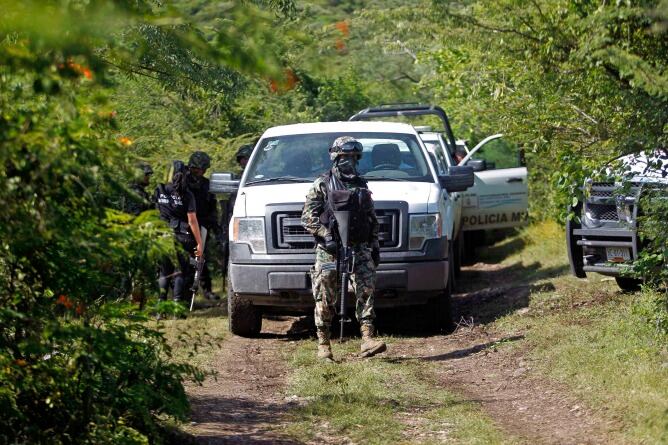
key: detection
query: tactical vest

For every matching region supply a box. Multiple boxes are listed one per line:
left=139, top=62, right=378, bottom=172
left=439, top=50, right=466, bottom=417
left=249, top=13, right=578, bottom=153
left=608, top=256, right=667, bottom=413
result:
left=319, top=172, right=374, bottom=245
left=155, top=184, right=191, bottom=235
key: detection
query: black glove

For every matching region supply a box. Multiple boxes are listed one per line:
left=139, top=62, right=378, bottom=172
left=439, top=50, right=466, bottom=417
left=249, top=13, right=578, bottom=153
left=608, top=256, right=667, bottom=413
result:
left=371, top=244, right=380, bottom=267
left=323, top=233, right=337, bottom=255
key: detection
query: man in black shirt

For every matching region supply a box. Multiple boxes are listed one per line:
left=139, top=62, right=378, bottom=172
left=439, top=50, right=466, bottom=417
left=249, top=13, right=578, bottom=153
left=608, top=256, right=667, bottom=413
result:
left=187, top=151, right=220, bottom=301
left=155, top=161, right=204, bottom=302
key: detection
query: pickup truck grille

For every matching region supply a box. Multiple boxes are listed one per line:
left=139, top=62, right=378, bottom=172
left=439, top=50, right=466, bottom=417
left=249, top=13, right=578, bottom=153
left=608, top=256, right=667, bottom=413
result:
left=274, top=210, right=400, bottom=250
left=587, top=204, right=618, bottom=221
left=376, top=210, right=399, bottom=247
left=585, top=182, right=636, bottom=222
left=275, top=214, right=313, bottom=249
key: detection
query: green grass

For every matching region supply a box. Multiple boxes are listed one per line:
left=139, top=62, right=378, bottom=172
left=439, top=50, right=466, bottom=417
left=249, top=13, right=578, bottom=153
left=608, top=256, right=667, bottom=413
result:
left=152, top=275, right=228, bottom=369
left=284, top=339, right=513, bottom=445
left=153, top=306, right=228, bottom=370
left=530, top=295, right=668, bottom=443
left=485, top=221, right=668, bottom=444
left=155, top=222, right=667, bottom=444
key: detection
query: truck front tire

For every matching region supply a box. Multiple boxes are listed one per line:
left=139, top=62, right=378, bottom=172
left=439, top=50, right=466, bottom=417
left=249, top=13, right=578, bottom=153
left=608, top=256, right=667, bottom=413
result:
left=227, top=273, right=262, bottom=337
left=566, top=204, right=586, bottom=278
left=428, top=242, right=455, bottom=333
left=615, top=276, right=642, bottom=292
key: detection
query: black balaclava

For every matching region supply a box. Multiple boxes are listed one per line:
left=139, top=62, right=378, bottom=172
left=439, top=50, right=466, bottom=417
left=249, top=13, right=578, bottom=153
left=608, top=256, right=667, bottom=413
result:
left=187, top=171, right=203, bottom=190
left=333, top=156, right=359, bottom=182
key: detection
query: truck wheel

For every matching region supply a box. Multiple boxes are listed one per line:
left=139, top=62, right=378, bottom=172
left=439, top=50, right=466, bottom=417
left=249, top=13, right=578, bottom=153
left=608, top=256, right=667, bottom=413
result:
left=430, top=242, right=455, bottom=333
left=453, top=232, right=463, bottom=280
left=227, top=273, right=262, bottom=337
left=566, top=204, right=586, bottom=278
left=462, top=230, right=484, bottom=265
left=615, top=277, right=641, bottom=293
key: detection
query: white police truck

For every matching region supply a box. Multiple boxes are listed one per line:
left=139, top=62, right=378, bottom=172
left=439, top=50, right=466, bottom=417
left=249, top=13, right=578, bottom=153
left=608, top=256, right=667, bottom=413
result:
left=349, top=104, right=528, bottom=271
left=567, top=150, right=667, bottom=291
left=211, top=120, right=474, bottom=336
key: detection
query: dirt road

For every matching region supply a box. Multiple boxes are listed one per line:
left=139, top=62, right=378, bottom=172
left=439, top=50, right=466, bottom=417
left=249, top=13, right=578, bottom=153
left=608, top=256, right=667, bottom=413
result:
left=185, top=261, right=616, bottom=444
left=186, top=317, right=305, bottom=444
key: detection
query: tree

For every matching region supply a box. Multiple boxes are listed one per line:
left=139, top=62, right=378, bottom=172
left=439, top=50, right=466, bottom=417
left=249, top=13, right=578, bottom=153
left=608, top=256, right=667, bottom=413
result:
left=0, top=1, right=289, bottom=442
left=420, top=0, right=668, bottom=219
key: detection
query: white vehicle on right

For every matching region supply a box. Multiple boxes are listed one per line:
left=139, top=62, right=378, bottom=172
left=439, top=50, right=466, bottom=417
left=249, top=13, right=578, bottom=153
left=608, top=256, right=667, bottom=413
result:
left=567, top=150, right=668, bottom=291
left=350, top=104, right=529, bottom=267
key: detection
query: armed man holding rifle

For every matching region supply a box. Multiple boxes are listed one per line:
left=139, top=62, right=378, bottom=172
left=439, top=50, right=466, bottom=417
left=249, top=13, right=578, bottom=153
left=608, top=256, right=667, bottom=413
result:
left=301, top=136, right=387, bottom=361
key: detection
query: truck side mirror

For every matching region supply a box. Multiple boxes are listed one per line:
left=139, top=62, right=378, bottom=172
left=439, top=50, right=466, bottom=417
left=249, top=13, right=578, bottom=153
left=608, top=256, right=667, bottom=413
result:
left=439, top=166, right=474, bottom=192
left=210, top=172, right=240, bottom=194
left=467, top=159, right=487, bottom=172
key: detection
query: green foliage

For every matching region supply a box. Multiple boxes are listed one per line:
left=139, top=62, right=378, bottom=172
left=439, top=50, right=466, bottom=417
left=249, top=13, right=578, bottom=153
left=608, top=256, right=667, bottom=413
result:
left=633, top=189, right=668, bottom=337
left=634, top=187, right=668, bottom=295
left=0, top=313, right=204, bottom=444
left=422, top=0, right=668, bottom=220
left=0, top=42, right=185, bottom=445
left=0, top=0, right=288, bottom=442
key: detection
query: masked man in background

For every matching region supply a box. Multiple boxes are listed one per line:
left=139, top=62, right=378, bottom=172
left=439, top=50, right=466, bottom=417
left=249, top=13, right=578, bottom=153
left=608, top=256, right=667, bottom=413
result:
left=187, top=151, right=221, bottom=301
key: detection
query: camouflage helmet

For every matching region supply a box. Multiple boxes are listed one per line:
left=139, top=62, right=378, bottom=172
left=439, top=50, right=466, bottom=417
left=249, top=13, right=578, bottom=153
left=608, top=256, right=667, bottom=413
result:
left=188, top=151, right=211, bottom=170
left=235, top=144, right=253, bottom=163
left=329, top=136, right=363, bottom=161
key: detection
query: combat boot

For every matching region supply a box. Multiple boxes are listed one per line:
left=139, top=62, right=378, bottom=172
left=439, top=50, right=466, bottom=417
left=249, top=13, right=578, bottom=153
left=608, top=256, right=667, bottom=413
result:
left=204, top=290, right=220, bottom=301
left=360, top=324, right=386, bottom=357
left=316, top=329, right=334, bottom=361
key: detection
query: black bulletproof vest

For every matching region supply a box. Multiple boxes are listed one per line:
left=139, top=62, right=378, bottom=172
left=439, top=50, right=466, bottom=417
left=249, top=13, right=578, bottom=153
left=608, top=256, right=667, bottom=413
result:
left=155, top=183, right=191, bottom=234
left=319, top=172, right=374, bottom=245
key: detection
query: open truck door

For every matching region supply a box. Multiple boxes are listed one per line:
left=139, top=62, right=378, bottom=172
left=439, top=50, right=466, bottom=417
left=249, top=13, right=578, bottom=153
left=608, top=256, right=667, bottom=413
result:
left=350, top=104, right=529, bottom=231
left=458, top=135, right=528, bottom=230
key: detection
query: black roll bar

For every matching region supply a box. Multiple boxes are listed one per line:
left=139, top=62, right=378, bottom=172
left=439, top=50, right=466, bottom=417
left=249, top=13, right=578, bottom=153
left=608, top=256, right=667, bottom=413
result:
left=349, top=104, right=458, bottom=150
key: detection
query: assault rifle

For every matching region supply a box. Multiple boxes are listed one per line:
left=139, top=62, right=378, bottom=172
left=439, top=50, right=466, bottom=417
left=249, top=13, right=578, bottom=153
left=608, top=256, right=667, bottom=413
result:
left=333, top=210, right=353, bottom=342
left=189, top=226, right=208, bottom=312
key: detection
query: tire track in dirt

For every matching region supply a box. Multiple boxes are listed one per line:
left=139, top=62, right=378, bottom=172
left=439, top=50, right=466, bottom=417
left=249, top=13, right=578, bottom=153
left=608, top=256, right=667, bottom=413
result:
left=388, top=329, right=616, bottom=445
left=383, top=260, right=620, bottom=445
left=185, top=317, right=304, bottom=445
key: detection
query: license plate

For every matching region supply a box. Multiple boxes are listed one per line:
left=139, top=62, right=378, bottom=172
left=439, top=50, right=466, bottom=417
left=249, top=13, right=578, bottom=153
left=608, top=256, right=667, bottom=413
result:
left=606, top=247, right=631, bottom=262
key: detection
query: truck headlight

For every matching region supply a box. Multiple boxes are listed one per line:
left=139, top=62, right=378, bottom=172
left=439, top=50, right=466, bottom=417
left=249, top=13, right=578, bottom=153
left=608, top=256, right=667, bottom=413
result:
left=409, top=214, right=442, bottom=250
left=615, top=196, right=635, bottom=224
left=583, top=178, right=593, bottom=199
left=232, top=217, right=266, bottom=253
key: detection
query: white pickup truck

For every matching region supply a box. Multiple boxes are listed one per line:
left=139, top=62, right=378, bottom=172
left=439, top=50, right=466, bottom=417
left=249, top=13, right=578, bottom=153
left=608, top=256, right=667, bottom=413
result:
left=567, top=150, right=668, bottom=291
left=349, top=104, right=529, bottom=268
left=211, top=120, right=474, bottom=336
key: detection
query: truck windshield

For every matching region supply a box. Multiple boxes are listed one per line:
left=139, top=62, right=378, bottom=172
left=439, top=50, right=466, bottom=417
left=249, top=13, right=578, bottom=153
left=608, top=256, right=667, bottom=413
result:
left=245, top=132, right=433, bottom=185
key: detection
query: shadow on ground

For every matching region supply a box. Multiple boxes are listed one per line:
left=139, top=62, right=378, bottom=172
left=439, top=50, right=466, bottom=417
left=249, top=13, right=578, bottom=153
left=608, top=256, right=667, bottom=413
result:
left=381, top=334, right=526, bottom=364
left=420, top=334, right=525, bottom=362
left=188, top=395, right=302, bottom=445
left=474, top=236, right=526, bottom=264
left=450, top=258, right=566, bottom=326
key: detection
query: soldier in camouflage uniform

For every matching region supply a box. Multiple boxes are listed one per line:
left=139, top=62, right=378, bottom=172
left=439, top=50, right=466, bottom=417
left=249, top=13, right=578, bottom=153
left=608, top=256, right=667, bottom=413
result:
left=301, top=136, right=387, bottom=361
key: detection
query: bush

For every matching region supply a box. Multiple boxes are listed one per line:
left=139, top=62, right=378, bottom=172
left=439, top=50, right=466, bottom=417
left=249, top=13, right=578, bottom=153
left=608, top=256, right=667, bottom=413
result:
left=634, top=187, right=668, bottom=290
left=632, top=186, right=668, bottom=337
left=0, top=6, right=201, bottom=443
left=0, top=311, right=204, bottom=444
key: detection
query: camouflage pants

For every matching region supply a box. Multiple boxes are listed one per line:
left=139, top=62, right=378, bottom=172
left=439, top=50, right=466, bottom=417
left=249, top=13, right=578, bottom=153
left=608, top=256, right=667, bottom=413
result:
left=310, top=245, right=376, bottom=329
